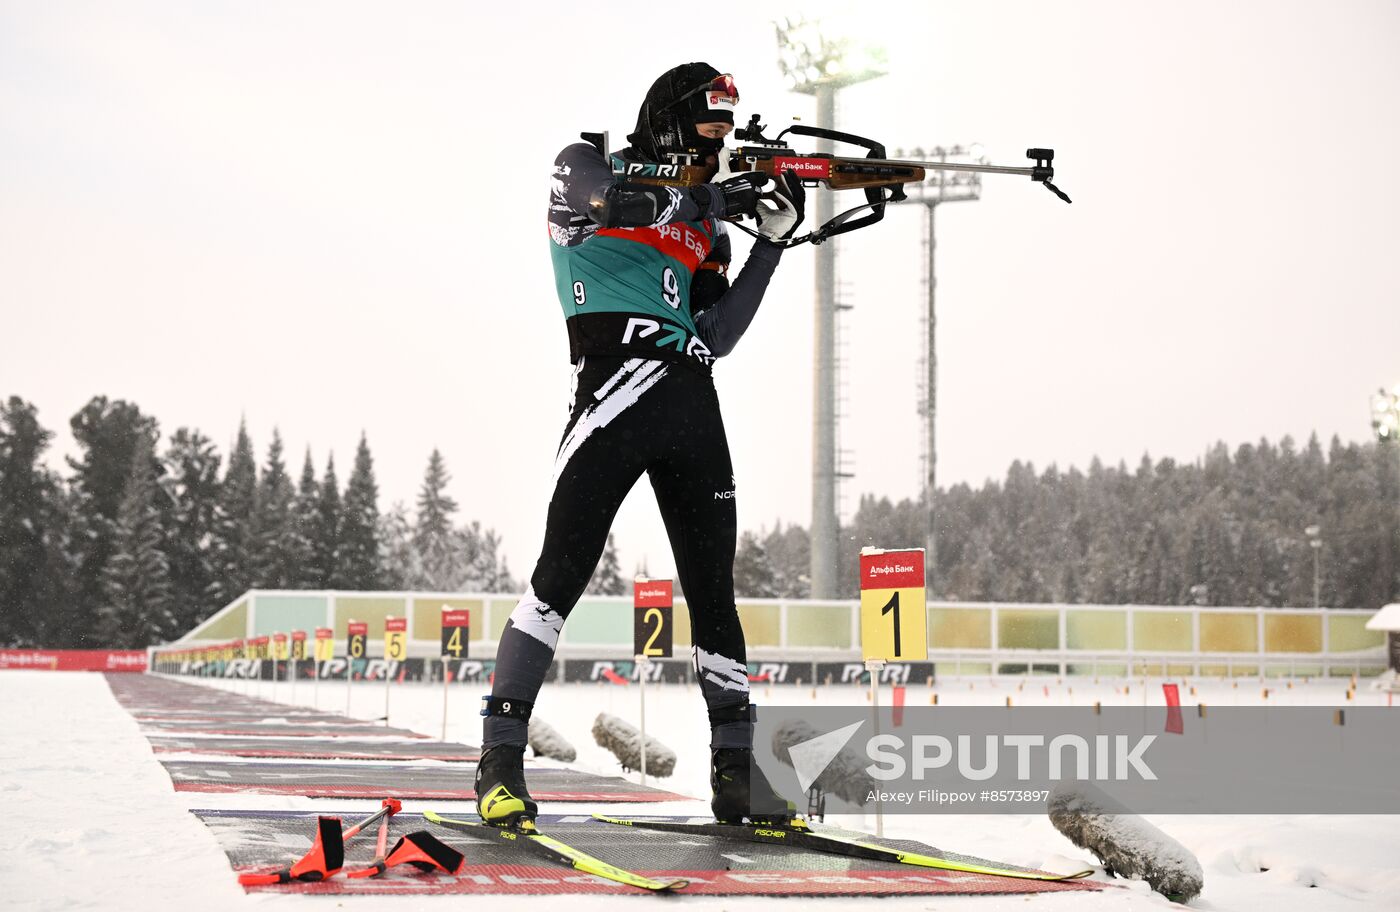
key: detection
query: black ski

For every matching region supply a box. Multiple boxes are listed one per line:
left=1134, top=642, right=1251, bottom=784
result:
left=593, top=814, right=1092, bottom=882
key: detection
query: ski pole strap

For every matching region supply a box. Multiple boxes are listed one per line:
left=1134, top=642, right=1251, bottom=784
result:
left=480, top=695, right=533, bottom=721
left=384, top=832, right=465, bottom=874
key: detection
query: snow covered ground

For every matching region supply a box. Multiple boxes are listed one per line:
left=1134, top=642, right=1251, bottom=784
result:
left=3, top=669, right=1397, bottom=910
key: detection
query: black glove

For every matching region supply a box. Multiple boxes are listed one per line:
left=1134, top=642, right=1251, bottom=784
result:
left=755, top=171, right=806, bottom=242
left=690, top=154, right=769, bottom=220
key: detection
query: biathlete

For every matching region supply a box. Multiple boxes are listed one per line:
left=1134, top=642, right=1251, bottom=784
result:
left=476, top=62, right=805, bottom=828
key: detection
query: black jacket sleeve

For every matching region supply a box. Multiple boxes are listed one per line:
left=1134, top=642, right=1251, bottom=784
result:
left=555, top=143, right=710, bottom=229
left=693, top=239, right=784, bottom=358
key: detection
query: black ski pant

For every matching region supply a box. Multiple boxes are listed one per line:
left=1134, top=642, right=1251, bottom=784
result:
left=484, top=356, right=752, bottom=749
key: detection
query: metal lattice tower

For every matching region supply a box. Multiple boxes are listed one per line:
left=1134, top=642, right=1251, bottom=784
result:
left=896, top=145, right=984, bottom=595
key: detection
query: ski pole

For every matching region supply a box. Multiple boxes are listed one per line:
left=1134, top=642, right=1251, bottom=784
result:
left=344, top=798, right=403, bottom=842
left=351, top=831, right=464, bottom=878
left=348, top=820, right=462, bottom=878
left=346, top=806, right=392, bottom=878
left=236, top=816, right=344, bottom=885
left=236, top=798, right=401, bottom=886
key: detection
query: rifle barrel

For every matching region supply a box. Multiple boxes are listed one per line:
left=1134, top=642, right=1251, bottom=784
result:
left=866, top=157, right=1039, bottom=177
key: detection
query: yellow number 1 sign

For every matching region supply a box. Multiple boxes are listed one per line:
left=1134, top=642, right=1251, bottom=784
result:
left=859, top=548, right=928, bottom=661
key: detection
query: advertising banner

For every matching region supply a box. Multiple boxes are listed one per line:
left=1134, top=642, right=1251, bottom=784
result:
left=0, top=650, right=148, bottom=672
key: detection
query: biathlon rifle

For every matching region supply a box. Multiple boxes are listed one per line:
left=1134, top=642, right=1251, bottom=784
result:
left=589, top=114, right=1070, bottom=248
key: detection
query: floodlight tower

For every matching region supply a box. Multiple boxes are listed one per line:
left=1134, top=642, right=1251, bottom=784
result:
left=1304, top=524, right=1322, bottom=608
left=896, top=145, right=984, bottom=596
left=1374, top=384, right=1400, bottom=443
left=774, top=16, right=886, bottom=599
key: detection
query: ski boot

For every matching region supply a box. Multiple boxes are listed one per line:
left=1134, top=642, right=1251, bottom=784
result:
left=710, top=747, right=798, bottom=825
left=474, top=743, right=538, bottom=829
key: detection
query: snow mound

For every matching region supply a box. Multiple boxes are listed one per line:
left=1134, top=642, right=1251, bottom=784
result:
left=528, top=715, right=577, bottom=762
left=591, top=712, right=677, bottom=777
left=769, top=717, right=870, bottom=806
left=1049, top=782, right=1204, bottom=903
left=1368, top=669, right=1399, bottom=692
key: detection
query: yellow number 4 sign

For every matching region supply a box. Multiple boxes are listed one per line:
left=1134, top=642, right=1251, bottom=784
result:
left=859, top=548, right=928, bottom=661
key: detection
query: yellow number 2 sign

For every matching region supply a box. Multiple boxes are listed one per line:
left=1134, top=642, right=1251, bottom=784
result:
left=859, top=548, right=928, bottom=661
left=633, top=578, right=674, bottom=658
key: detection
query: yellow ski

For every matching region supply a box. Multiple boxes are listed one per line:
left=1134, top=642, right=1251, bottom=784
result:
left=423, top=811, right=688, bottom=892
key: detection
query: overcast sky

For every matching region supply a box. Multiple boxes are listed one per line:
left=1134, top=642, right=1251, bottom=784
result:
left=3, top=1, right=1398, bottom=584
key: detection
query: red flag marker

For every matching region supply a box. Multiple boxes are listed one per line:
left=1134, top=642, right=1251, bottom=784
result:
left=1162, top=683, right=1183, bottom=734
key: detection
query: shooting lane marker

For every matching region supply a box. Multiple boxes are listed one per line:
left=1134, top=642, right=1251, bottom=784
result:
left=633, top=576, right=674, bottom=788
left=859, top=546, right=928, bottom=838
left=384, top=616, right=407, bottom=726
left=440, top=606, right=470, bottom=742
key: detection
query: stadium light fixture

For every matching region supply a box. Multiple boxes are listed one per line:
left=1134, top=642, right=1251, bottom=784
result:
left=1374, top=386, right=1400, bottom=441
left=774, top=14, right=887, bottom=94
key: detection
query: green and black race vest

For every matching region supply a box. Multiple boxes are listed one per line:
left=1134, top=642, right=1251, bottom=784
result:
left=548, top=146, right=724, bottom=370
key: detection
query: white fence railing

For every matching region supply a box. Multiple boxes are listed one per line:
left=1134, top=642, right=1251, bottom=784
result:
left=168, top=590, right=1388, bottom=677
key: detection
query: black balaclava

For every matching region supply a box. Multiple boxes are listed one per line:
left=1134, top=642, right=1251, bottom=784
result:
left=626, top=62, right=734, bottom=160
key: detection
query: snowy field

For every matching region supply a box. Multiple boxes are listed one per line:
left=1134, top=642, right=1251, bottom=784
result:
left=3, top=669, right=1398, bottom=911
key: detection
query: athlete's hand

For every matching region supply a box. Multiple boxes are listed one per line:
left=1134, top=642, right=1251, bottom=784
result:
left=755, top=171, right=806, bottom=243
left=699, top=151, right=768, bottom=220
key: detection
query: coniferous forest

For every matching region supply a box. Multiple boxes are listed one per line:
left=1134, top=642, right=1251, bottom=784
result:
left=0, top=396, right=518, bottom=648
left=2, top=395, right=1398, bottom=649
left=734, top=437, right=1399, bottom=610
